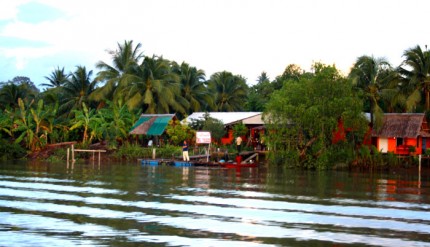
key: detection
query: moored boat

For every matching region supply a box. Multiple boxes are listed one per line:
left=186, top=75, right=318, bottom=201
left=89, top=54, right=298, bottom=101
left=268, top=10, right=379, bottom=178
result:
left=219, top=162, right=258, bottom=168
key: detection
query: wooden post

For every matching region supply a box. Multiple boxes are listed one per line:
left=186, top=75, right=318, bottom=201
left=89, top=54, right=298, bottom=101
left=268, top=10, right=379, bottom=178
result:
left=152, top=148, right=156, bottom=159
left=419, top=154, right=422, bottom=188
left=67, top=148, right=70, bottom=163
left=71, top=144, right=75, bottom=162
left=419, top=154, right=422, bottom=175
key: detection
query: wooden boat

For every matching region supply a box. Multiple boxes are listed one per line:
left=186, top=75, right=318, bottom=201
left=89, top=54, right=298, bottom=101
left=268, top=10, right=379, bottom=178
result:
left=141, top=159, right=160, bottom=166
left=218, top=162, right=258, bottom=168
left=141, top=159, right=193, bottom=167
left=172, top=161, right=193, bottom=167
left=140, top=158, right=258, bottom=168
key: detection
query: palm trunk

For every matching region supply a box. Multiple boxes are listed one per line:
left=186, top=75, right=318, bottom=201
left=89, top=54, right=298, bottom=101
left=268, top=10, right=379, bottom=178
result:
left=426, top=89, right=430, bottom=111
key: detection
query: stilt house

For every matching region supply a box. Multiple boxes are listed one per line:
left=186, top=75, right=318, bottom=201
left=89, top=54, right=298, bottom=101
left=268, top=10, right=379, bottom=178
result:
left=371, top=113, right=430, bottom=155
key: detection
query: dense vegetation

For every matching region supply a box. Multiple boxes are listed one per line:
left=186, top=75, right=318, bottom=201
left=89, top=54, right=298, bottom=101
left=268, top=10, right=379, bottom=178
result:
left=0, top=40, right=429, bottom=168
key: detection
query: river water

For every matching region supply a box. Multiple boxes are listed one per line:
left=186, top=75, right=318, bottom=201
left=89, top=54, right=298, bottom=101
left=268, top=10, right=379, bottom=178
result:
left=0, top=160, right=429, bottom=247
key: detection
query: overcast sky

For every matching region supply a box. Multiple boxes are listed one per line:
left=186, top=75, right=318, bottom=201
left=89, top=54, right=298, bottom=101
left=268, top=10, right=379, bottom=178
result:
left=1, top=0, right=429, bottom=87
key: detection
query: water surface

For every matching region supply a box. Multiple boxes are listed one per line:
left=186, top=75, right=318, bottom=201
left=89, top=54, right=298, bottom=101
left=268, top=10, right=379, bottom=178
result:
left=0, top=160, right=429, bottom=246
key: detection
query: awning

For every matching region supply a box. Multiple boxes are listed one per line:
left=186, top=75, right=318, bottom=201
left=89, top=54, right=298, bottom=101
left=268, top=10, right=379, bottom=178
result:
left=129, top=114, right=175, bottom=136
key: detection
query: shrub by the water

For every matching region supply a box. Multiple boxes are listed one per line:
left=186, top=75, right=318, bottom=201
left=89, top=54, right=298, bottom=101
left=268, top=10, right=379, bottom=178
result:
left=0, top=139, right=27, bottom=160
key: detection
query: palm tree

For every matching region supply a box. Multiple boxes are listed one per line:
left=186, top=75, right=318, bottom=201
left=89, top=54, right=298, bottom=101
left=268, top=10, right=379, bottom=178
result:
left=398, top=45, right=430, bottom=110
left=60, top=66, right=98, bottom=116
left=349, top=55, right=393, bottom=129
left=207, top=71, right=248, bottom=111
left=0, top=79, right=38, bottom=109
left=246, top=72, right=274, bottom=111
left=121, top=55, right=188, bottom=114
left=42, top=67, right=69, bottom=88
left=172, top=62, right=213, bottom=114
left=92, top=40, right=144, bottom=102
left=0, top=83, right=26, bottom=109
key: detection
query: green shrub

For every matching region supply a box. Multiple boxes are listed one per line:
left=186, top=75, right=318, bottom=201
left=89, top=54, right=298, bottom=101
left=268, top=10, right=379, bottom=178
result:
left=0, top=139, right=27, bottom=160
left=113, top=143, right=152, bottom=160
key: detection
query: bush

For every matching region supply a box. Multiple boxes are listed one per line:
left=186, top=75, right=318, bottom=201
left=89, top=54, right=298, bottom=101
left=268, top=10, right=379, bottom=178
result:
left=0, top=139, right=27, bottom=160
left=113, top=143, right=152, bottom=160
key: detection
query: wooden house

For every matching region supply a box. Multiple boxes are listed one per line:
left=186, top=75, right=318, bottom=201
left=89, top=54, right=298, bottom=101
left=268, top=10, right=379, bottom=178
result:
left=371, top=113, right=430, bottom=155
left=185, top=112, right=264, bottom=145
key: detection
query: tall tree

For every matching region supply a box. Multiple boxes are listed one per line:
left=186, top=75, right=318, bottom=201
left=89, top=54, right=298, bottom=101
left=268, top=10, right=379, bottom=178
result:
left=60, top=66, right=98, bottom=116
left=172, top=62, right=213, bottom=114
left=246, top=72, right=273, bottom=111
left=398, top=45, right=430, bottom=110
left=92, top=40, right=144, bottom=102
left=42, top=67, right=69, bottom=88
left=272, top=64, right=304, bottom=90
left=207, top=71, right=248, bottom=112
left=0, top=77, right=38, bottom=109
left=121, top=55, right=188, bottom=114
left=349, top=55, right=393, bottom=129
left=265, top=63, right=367, bottom=168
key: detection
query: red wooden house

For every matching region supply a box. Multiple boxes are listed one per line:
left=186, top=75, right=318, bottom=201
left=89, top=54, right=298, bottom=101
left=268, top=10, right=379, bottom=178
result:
left=371, top=113, right=430, bottom=155
left=185, top=112, right=264, bottom=145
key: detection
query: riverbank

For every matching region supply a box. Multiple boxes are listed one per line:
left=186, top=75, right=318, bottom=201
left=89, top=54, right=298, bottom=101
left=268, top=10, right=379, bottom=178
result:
left=24, top=142, right=427, bottom=172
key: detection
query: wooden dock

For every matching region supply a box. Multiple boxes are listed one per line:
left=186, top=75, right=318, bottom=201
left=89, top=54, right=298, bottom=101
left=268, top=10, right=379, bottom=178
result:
left=139, top=150, right=266, bottom=168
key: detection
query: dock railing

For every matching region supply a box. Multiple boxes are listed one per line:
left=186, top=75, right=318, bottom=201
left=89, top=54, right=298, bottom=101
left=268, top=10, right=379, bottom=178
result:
left=67, top=144, right=106, bottom=163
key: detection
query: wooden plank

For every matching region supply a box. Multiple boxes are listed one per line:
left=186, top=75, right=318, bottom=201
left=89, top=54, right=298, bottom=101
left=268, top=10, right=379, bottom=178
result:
left=74, top=149, right=106, bottom=153
left=241, top=153, right=258, bottom=164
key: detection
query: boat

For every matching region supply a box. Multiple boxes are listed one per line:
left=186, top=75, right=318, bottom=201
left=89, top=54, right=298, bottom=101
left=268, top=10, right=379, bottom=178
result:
left=140, top=158, right=258, bottom=168
left=141, top=159, right=160, bottom=166
left=172, top=161, right=193, bottom=167
left=218, top=162, right=258, bottom=168
left=141, top=159, right=193, bottom=167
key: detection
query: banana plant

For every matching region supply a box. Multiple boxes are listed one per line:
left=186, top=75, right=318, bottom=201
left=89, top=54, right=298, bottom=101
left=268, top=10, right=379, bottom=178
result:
left=13, top=98, right=37, bottom=151
left=0, top=110, right=12, bottom=137
left=69, top=102, right=96, bottom=144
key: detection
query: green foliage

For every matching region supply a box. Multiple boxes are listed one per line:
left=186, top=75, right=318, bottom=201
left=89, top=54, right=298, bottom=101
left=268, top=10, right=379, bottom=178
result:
left=165, top=119, right=194, bottom=145
left=0, top=139, right=26, bottom=160
left=207, top=71, right=248, bottom=111
left=232, top=123, right=247, bottom=137
left=246, top=72, right=273, bottom=111
left=188, top=113, right=226, bottom=143
left=113, top=143, right=153, bottom=160
left=264, top=63, right=367, bottom=169
left=113, top=144, right=181, bottom=160
left=69, top=102, right=97, bottom=144
left=97, top=100, right=135, bottom=145
left=202, top=117, right=225, bottom=144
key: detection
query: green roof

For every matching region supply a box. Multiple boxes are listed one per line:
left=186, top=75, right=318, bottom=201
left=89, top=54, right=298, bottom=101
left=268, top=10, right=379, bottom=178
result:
left=129, top=116, right=151, bottom=133
left=129, top=114, right=175, bottom=136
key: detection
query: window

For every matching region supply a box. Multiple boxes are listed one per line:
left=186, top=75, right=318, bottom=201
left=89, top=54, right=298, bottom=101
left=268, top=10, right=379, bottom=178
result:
left=396, top=137, right=403, bottom=146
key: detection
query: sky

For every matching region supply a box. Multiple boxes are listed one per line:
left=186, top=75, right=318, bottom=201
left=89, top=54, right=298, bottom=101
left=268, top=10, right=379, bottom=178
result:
left=1, top=0, right=430, bottom=88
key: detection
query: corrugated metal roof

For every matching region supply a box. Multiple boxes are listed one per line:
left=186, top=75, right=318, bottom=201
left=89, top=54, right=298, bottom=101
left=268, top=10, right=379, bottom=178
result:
left=129, top=114, right=175, bottom=136
left=147, top=116, right=173, bottom=135
left=186, top=112, right=263, bottom=125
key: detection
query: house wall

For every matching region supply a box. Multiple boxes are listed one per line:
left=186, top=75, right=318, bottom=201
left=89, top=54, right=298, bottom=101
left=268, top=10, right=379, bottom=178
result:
left=381, top=137, right=422, bottom=155
left=378, top=138, right=389, bottom=153
left=221, top=129, right=234, bottom=145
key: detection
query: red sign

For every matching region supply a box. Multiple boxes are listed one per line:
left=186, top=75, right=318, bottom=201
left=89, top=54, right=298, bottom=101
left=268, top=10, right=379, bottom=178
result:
left=196, top=131, right=211, bottom=144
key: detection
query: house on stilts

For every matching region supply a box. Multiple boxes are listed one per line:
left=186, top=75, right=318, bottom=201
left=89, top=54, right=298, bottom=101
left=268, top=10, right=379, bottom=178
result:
left=371, top=113, right=430, bottom=155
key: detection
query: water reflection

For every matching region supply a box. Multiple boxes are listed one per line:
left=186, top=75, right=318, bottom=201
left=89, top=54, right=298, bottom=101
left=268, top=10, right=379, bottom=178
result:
left=0, top=161, right=429, bottom=246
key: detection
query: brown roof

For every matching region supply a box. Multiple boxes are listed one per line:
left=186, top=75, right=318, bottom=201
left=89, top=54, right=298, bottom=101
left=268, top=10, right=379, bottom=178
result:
left=372, top=113, right=429, bottom=137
